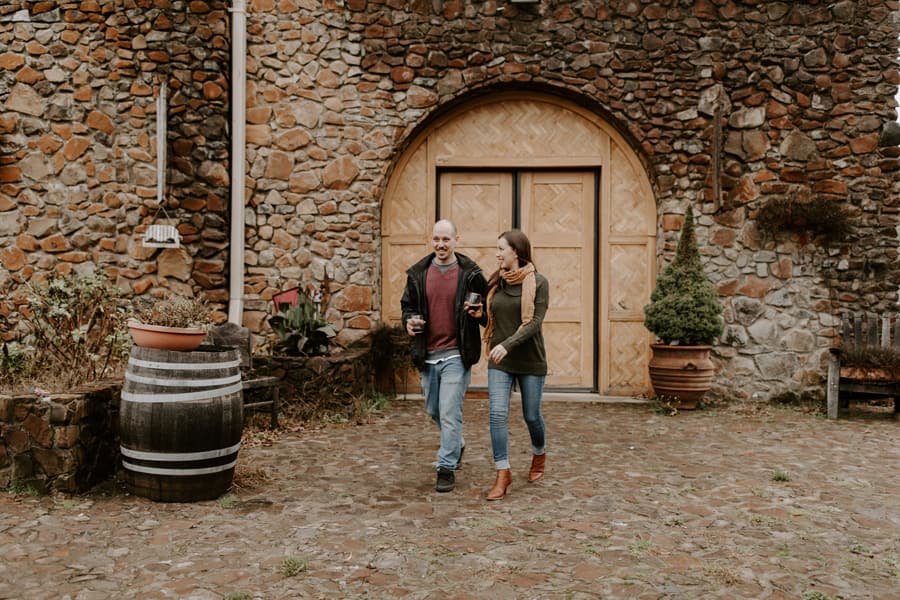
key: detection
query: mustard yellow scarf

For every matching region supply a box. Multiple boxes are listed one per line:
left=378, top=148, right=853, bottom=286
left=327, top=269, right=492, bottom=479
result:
left=483, top=263, right=536, bottom=356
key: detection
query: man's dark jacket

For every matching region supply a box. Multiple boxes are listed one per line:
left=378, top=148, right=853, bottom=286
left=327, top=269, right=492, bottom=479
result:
left=400, top=252, right=488, bottom=371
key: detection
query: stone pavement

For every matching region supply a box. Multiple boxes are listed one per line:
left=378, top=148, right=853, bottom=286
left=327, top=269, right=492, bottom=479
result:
left=1, top=398, right=897, bottom=600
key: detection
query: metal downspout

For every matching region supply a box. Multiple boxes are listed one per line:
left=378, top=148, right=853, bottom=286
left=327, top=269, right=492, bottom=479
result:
left=227, top=0, right=247, bottom=324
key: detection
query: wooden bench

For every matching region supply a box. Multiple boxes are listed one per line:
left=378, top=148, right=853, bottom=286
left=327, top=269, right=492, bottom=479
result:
left=210, top=323, right=281, bottom=428
left=826, top=313, right=900, bottom=419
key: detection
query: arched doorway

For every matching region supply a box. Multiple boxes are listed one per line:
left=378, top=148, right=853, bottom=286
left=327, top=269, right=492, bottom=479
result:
left=381, top=92, right=656, bottom=396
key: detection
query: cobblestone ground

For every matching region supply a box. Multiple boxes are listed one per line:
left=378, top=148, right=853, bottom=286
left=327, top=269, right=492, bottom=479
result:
left=1, top=398, right=898, bottom=600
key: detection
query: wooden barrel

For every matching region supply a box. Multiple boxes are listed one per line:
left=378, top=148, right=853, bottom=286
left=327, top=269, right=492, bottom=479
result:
left=120, top=345, right=243, bottom=502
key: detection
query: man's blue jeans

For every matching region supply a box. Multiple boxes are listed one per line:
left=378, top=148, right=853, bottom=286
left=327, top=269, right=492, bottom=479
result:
left=488, top=369, right=546, bottom=470
left=421, top=357, right=469, bottom=471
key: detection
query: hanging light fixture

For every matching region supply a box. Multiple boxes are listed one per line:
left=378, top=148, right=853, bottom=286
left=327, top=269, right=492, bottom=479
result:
left=142, top=81, right=182, bottom=249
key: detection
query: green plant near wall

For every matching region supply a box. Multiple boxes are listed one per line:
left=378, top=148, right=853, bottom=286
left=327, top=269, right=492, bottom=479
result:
left=644, top=205, right=724, bottom=346
left=268, top=290, right=336, bottom=356
left=0, top=342, right=31, bottom=387
left=755, top=195, right=852, bottom=245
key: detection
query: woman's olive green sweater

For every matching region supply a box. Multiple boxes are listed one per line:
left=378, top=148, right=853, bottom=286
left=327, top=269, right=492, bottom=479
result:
left=487, top=272, right=549, bottom=376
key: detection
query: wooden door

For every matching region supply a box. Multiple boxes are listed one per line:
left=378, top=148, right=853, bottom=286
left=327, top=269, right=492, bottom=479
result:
left=440, top=172, right=512, bottom=387
left=443, top=170, right=595, bottom=390
left=520, top=171, right=595, bottom=388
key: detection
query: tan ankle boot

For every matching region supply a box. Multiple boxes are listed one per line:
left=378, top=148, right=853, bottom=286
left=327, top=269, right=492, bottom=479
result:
left=528, top=453, right=545, bottom=483
left=486, top=469, right=512, bottom=501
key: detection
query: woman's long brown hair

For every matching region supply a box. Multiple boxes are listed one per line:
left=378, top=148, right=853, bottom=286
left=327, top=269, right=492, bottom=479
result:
left=487, top=229, right=535, bottom=290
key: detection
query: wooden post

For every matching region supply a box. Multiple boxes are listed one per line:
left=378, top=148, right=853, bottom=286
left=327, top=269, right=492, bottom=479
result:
left=867, top=313, right=879, bottom=348
left=712, top=105, right=722, bottom=211
left=826, top=350, right=840, bottom=419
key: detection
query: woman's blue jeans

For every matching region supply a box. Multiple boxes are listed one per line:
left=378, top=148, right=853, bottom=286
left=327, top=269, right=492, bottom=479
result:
left=421, top=357, right=469, bottom=471
left=488, top=369, right=546, bottom=470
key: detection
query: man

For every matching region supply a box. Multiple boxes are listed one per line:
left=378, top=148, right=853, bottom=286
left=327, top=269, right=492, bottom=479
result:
left=401, top=219, right=488, bottom=492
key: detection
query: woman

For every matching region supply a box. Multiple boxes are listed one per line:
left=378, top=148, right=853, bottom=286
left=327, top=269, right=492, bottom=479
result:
left=473, top=229, right=549, bottom=501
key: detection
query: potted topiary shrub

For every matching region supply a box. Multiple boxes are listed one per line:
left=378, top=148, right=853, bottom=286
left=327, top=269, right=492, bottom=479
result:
left=127, top=295, right=213, bottom=352
left=643, top=205, right=724, bottom=409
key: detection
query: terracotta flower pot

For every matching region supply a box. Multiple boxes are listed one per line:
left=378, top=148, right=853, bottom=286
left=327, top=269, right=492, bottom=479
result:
left=127, top=321, right=207, bottom=352
left=648, top=344, right=715, bottom=409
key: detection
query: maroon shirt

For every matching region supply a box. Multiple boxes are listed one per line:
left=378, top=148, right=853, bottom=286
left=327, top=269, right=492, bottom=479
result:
left=425, top=262, right=459, bottom=353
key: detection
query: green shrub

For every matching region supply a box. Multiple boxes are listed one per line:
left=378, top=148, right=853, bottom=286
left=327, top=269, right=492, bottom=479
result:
left=0, top=341, right=32, bottom=387
left=268, top=290, right=335, bottom=356
left=644, top=205, right=724, bottom=345
left=280, top=556, right=308, bottom=577
left=5, top=481, right=40, bottom=496
left=801, top=591, right=834, bottom=600
left=772, top=469, right=791, bottom=482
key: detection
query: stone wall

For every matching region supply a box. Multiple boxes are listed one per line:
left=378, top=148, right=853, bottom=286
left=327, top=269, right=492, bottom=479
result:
left=239, top=0, right=900, bottom=399
left=253, top=349, right=374, bottom=422
left=0, top=0, right=232, bottom=324
left=0, top=381, right=121, bottom=494
left=2, top=1, right=899, bottom=401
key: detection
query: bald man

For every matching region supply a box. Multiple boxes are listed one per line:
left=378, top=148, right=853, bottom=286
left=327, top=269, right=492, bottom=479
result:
left=401, top=220, right=488, bottom=492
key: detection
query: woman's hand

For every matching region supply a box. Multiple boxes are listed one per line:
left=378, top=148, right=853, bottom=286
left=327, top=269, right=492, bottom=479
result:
left=489, top=344, right=508, bottom=364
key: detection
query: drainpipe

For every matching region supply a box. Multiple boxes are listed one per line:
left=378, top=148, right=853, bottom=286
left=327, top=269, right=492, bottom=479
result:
left=227, top=0, right=247, bottom=324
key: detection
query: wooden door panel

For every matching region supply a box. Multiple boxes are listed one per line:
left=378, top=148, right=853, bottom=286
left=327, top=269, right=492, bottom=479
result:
left=440, top=172, right=512, bottom=277
left=521, top=171, right=595, bottom=389
left=610, top=145, right=655, bottom=235
left=439, top=172, right=513, bottom=386
left=543, top=321, right=584, bottom=386
left=533, top=247, right=585, bottom=322
left=604, top=239, right=654, bottom=393
left=529, top=181, right=587, bottom=235
left=383, top=143, right=429, bottom=237
left=607, top=321, right=652, bottom=393
left=608, top=243, right=650, bottom=317
left=382, top=242, right=430, bottom=322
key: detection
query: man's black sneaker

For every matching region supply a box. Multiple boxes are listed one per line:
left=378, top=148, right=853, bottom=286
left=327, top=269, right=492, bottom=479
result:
left=436, top=468, right=455, bottom=492
left=454, top=445, right=465, bottom=471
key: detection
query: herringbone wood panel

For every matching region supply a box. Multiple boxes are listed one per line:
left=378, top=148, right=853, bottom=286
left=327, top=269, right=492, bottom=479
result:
left=382, top=243, right=428, bottom=322
left=609, top=244, right=649, bottom=315
left=533, top=247, right=583, bottom=315
left=545, top=322, right=585, bottom=386
left=607, top=322, right=652, bottom=393
left=440, top=172, right=512, bottom=387
left=611, top=145, right=654, bottom=235
left=432, top=100, right=605, bottom=159
left=385, top=144, right=429, bottom=236
left=531, top=182, right=583, bottom=235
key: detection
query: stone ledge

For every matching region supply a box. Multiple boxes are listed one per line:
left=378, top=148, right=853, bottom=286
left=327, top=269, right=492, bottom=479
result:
left=0, top=380, right=121, bottom=494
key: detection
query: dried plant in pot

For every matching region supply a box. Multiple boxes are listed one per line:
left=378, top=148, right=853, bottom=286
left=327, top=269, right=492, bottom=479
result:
left=127, top=295, right=213, bottom=352
left=643, top=205, right=724, bottom=409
